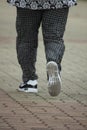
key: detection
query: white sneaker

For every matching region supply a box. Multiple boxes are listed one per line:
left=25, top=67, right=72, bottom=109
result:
left=18, top=80, right=38, bottom=93
left=47, top=61, right=62, bottom=96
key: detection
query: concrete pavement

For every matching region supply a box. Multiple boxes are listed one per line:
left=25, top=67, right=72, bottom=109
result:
left=0, top=0, right=87, bottom=130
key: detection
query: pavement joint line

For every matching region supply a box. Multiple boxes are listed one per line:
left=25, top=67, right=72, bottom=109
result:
left=62, top=90, right=87, bottom=107
left=0, top=64, right=87, bottom=106
left=70, top=105, right=76, bottom=110
left=11, top=110, right=16, bottom=115
left=0, top=88, right=54, bottom=130
left=64, top=124, right=70, bottom=130
left=0, top=68, right=19, bottom=82
left=82, top=113, right=87, bottom=118
left=0, top=115, right=16, bottom=130
left=0, top=78, right=87, bottom=130
left=63, top=77, right=87, bottom=91
left=36, top=94, right=87, bottom=129
left=1, top=86, right=86, bottom=129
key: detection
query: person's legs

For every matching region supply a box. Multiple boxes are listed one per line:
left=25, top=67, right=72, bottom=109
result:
left=42, top=8, right=69, bottom=71
left=16, top=8, right=42, bottom=83
left=42, top=8, right=69, bottom=96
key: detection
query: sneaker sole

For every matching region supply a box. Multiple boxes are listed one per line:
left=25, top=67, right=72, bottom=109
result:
left=47, top=61, right=61, bottom=96
left=17, top=88, right=38, bottom=93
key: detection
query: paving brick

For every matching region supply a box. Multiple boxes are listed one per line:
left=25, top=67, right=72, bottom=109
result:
left=0, top=1, right=87, bottom=130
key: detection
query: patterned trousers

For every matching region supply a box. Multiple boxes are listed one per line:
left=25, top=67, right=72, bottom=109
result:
left=16, top=7, right=69, bottom=82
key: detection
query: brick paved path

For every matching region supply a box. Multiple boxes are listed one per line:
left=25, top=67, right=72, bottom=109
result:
left=0, top=1, right=87, bottom=130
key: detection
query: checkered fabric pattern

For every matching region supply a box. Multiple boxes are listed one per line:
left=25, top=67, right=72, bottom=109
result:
left=16, top=8, right=69, bottom=82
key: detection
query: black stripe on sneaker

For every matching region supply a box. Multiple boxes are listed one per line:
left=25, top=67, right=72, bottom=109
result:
left=19, top=84, right=37, bottom=89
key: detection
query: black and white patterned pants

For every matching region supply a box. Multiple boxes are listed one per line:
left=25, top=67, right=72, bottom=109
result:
left=16, top=7, right=69, bottom=82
